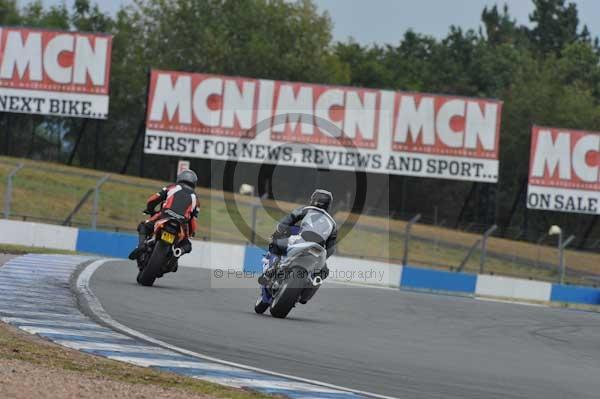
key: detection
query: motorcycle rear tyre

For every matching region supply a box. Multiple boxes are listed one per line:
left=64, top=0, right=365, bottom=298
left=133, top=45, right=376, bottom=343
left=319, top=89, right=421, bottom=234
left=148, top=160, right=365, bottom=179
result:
left=138, top=241, right=169, bottom=286
left=269, top=267, right=305, bottom=319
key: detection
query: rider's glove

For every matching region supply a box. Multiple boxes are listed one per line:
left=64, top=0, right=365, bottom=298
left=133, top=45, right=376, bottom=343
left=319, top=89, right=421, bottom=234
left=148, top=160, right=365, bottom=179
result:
left=273, top=224, right=290, bottom=239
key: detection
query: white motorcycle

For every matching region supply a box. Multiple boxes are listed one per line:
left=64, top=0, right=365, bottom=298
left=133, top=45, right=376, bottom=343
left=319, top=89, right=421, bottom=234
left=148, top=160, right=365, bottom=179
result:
left=255, top=235, right=328, bottom=318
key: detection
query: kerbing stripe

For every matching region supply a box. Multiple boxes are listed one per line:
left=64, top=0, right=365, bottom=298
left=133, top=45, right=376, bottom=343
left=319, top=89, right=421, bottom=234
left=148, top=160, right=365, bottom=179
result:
left=0, top=309, right=87, bottom=320
left=54, top=341, right=174, bottom=353
left=155, top=366, right=281, bottom=381
left=81, top=350, right=199, bottom=362
left=8, top=321, right=107, bottom=331
left=38, top=333, right=140, bottom=345
left=19, top=327, right=127, bottom=339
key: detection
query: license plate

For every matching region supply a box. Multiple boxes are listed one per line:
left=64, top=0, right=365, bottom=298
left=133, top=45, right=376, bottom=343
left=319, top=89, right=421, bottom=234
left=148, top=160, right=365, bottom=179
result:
left=161, top=231, right=175, bottom=244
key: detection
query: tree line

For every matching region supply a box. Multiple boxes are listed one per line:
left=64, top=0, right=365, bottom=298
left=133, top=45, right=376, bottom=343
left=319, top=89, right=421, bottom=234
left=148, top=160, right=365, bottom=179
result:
left=1, top=0, right=600, bottom=246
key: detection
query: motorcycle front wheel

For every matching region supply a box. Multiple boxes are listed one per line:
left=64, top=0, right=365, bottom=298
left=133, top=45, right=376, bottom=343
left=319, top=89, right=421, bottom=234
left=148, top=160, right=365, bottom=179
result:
left=254, top=295, right=270, bottom=314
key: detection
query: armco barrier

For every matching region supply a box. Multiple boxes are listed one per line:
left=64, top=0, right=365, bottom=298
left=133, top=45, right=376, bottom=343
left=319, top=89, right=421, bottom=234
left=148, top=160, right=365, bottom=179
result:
left=400, top=266, right=477, bottom=294
left=550, top=284, right=600, bottom=305
left=2, top=220, right=600, bottom=307
left=475, top=275, right=551, bottom=302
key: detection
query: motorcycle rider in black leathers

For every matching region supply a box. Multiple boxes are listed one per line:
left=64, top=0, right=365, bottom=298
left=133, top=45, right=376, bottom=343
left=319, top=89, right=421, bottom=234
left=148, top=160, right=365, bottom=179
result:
left=258, top=189, right=337, bottom=300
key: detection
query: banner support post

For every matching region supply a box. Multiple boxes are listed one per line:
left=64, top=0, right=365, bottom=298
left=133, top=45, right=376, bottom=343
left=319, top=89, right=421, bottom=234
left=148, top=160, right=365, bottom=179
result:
left=121, top=69, right=151, bottom=176
left=67, top=119, right=89, bottom=166
left=93, top=120, right=103, bottom=170
left=455, top=182, right=477, bottom=228
left=578, top=216, right=598, bottom=249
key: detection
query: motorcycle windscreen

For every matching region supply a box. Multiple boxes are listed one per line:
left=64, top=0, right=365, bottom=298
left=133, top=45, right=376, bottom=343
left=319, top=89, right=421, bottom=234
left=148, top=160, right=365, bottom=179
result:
left=299, top=210, right=334, bottom=243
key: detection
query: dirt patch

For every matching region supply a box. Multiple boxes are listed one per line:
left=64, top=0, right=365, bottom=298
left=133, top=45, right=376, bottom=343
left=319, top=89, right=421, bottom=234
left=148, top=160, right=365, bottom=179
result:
left=0, top=358, right=215, bottom=399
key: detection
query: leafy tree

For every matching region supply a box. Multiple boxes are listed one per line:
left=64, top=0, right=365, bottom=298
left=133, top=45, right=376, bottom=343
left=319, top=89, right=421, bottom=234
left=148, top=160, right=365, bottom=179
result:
left=20, top=0, right=69, bottom=29
left=529, top=0, right=581, bottom=55
left=481, top=4, right=529, bottom=47
left=0, top=0, right=20, bottom=25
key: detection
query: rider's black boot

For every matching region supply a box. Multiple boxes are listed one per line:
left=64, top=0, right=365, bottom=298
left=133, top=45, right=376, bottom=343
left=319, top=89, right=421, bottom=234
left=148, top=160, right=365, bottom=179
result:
left=258, top=267, right=276, bottom=286
left=128, top=246, right=141, bottom=260
left=129, top=228, right=148, bottom=260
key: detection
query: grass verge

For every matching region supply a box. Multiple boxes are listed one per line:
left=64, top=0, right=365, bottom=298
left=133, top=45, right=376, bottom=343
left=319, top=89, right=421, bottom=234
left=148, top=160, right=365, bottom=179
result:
left=0, top=244, right=78, bottom=255
left=0, top=321, right=275, bottom=399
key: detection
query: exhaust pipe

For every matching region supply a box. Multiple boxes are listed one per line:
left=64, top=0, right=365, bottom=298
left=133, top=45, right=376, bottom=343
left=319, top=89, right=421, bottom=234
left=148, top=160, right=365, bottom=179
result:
left=311, top=276, right=323, bottom=286
left=173, top=247, right=183, bottom=258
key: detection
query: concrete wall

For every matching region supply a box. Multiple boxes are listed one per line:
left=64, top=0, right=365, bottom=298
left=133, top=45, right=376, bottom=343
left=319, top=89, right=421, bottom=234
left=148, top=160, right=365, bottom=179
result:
left=550, top=284, right=600, bottom=305
left=76, top=229, right=137, bottom=258
left=179, top=240, right=245, bottom=271
left=401, top=266, right=477, bottom=294
left=475, top=275, right=552, bottom=302
left=0, top=220, right=78, bottom=251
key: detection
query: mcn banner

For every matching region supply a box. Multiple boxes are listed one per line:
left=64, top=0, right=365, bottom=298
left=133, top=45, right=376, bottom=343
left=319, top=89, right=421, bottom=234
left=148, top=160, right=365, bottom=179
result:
left=0, top=27, right=113, bottom=119
left=144, top=70, right=503, bottom=182
left=527, top=126, right=600, bottom=215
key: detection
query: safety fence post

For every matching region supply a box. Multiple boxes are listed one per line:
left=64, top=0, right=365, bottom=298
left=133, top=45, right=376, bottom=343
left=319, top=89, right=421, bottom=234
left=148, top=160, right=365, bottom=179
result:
left=558, top=234, right=576, bottom=284
left=402, top=213, right=421, bottom=266
left=457, top=239, right=481, bottom=272
left=479, top=224, right=498, bottom=273
left=433, top=220, right=446, bottom=252
left=91, top=175, right=110, bottom=230
left=3, top=163, right=23, bottom=219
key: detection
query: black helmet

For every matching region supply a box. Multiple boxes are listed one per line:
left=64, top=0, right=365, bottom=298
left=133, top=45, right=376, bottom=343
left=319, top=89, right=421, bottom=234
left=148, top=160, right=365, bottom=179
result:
left=176, top=169, right=198, bottom=188
left=310, top=189, right=333, bottom=211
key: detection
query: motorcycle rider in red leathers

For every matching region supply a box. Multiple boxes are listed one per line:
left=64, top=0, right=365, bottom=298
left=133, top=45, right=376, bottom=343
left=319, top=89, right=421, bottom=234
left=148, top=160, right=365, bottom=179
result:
left=128, top=170, right=199, bottom=264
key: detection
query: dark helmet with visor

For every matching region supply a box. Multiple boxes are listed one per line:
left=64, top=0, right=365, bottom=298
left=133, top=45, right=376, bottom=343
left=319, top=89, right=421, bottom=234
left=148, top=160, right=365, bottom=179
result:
left=310, top=189, right=333, bottom=212
left=177, top=169, right=198, bottom=188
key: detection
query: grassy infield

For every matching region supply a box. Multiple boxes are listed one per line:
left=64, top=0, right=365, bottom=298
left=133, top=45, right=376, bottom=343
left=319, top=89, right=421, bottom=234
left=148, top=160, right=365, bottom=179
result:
left=1, top=156, right=599, bottom=396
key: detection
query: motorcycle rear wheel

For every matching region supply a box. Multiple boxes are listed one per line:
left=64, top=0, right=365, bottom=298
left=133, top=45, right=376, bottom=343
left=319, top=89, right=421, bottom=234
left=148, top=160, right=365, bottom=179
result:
left=138, top=241, right=170, bottom=286
left=269, top=267, right=306, bottom=319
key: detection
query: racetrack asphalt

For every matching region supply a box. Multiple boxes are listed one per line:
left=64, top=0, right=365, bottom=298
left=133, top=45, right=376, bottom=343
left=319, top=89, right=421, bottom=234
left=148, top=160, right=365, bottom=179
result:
left=90, top=261, right=600, bottom=399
